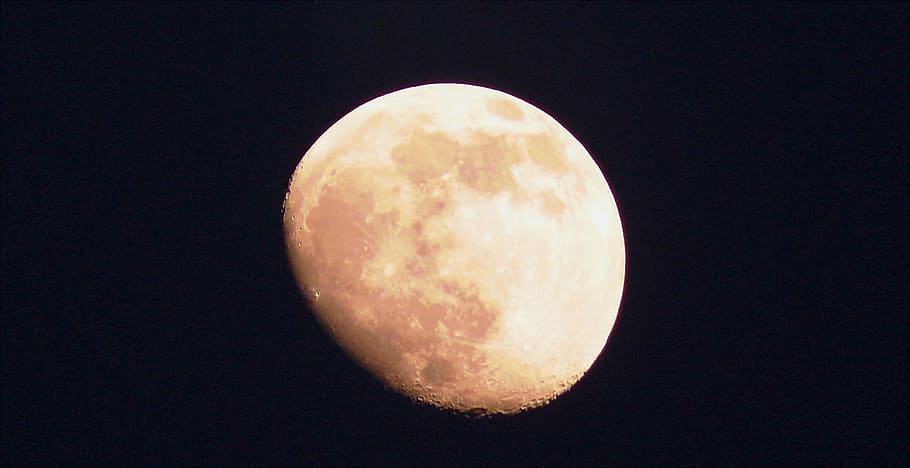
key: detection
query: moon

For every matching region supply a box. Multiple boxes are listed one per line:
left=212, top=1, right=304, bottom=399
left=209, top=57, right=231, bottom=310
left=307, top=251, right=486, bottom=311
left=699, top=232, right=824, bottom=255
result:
left=283, top=83, right=624, bottom=415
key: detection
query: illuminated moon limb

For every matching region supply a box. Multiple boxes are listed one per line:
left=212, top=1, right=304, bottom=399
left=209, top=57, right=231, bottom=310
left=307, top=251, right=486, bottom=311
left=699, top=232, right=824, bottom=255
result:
left=284, top=83, right=625, bottom=415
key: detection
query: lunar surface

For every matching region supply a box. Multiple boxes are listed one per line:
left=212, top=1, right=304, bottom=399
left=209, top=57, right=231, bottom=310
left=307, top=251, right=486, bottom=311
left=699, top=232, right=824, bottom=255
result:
left=283, top=83, right=624, bottom=415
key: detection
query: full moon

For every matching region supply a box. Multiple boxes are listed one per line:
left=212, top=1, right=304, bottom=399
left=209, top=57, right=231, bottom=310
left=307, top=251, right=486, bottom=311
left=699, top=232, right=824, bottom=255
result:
left=283, top=83, right=624, bottom=415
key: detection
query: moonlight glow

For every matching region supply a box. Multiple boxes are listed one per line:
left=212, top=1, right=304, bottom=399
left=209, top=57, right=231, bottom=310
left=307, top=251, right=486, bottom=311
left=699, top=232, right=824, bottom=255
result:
left=283, top=83, right=625, bottom=415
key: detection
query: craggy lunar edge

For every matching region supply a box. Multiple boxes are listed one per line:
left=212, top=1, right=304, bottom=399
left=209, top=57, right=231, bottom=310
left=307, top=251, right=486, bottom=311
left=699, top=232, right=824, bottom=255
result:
left=283, top=83, right=625, bottom=415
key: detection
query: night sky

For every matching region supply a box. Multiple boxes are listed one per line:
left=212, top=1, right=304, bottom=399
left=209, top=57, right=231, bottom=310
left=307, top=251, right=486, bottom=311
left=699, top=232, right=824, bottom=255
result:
left=2, top=2, right=907, bottom=466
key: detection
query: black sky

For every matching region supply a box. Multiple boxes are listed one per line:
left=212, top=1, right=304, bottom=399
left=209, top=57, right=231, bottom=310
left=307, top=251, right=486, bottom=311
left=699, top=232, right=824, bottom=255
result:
left=2, top=2, right=908, bottom=466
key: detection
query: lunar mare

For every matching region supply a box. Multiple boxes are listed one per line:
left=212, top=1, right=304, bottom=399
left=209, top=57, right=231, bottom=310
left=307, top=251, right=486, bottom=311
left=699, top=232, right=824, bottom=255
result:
left=284, top=83, right=624, bottom=415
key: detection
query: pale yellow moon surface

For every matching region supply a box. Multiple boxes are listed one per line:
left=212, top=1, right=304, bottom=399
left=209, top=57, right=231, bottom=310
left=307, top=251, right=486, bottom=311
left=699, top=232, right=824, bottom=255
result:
left=283, top=83, right=625, bottom=415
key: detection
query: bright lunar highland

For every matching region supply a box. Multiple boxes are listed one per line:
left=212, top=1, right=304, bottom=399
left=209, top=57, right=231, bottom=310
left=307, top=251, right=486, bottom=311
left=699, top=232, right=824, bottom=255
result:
left=284, top=83, right=625, bottom=415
